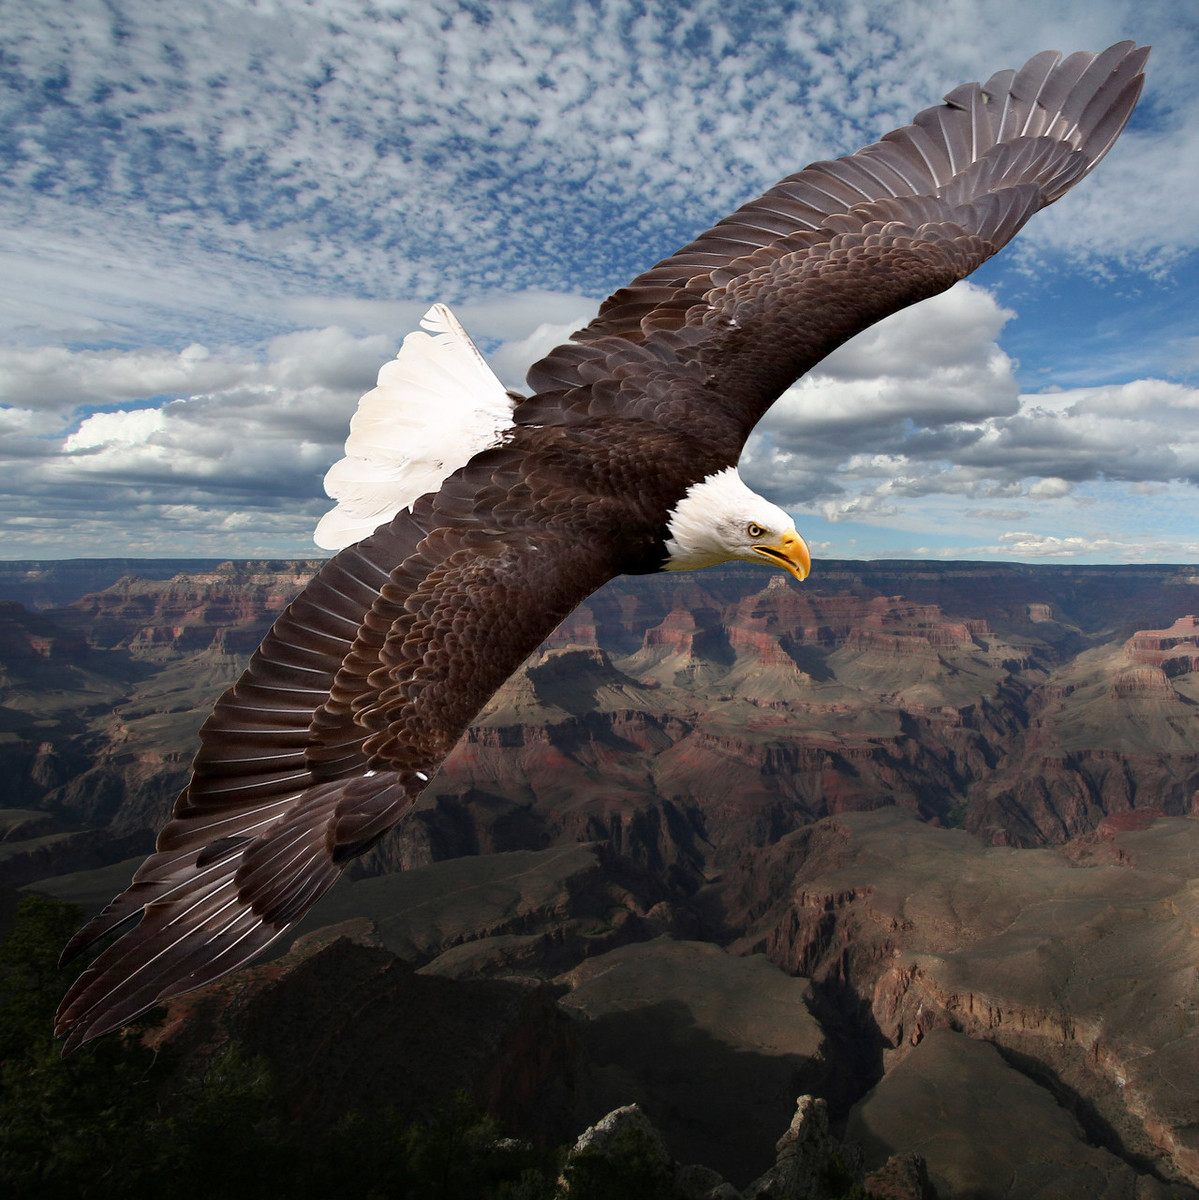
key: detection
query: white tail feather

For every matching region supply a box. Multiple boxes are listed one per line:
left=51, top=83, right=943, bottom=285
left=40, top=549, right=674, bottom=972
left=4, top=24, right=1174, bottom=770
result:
left=314, top=304, right=515, bottom=550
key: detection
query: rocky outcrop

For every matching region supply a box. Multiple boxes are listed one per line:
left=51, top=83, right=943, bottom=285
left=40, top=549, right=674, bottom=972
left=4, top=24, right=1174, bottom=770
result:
left=969, top=628, right=1199, bottom=844
left=1129, top=615, right=1199, bottom=672
left=557, top=1098, right=929, bottom=1200
left=557, top=1105, right=737, bottom=1200
left=863, top=1153, right=938, bottom=1200
left=52, top=560, right=319, bottom=655
left=556, top=938, right=827, bottom=1185
left=0, top=559, right=227, bottom=611
left=727, top=808, right=1199, bottom=1191
left=742, top=1096, right=861, bottom=1200
left=848, top=1029, right=1185, bottom=1199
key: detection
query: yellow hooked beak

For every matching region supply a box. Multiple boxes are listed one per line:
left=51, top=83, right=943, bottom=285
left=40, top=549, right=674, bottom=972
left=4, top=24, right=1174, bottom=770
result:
left=752, top=529, right=811, bottom=582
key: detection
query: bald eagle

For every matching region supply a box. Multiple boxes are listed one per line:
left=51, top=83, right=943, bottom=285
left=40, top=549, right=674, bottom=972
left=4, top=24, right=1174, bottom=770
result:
left=57, top=43, right=1147, bottom=1050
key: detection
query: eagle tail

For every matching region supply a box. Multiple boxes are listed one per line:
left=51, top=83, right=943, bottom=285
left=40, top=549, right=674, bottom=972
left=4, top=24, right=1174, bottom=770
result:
left=55, top=770, right=411, bottom=1054
left=314, top=303, right=516, bottom=550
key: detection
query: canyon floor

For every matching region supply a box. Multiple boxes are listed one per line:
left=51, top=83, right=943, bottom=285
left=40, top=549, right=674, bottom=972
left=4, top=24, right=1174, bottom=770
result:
left=3, top=558, right=1199, bottom=1197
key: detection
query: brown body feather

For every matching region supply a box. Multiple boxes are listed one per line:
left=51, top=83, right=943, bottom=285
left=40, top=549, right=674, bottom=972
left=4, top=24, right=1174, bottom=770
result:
left=57, top=43, right=1146, bottom=1051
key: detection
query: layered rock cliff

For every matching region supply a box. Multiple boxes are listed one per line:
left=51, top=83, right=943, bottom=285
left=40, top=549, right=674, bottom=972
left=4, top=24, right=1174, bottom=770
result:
left=722, top=807, right=1199, bottom=1193
left=8, top=560, right=1199, bottom=876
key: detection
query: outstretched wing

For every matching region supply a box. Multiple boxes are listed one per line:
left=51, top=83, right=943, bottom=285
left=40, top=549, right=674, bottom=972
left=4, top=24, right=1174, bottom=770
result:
left=523, top=43, right=1147, bottom=452
left=56, top=438, right=619, bottom=1052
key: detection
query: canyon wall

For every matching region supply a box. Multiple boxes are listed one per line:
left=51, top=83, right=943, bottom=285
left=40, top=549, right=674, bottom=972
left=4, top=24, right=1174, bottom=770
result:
left=8, top=559, right=1199, bottom=1194
left=7, top=559, right=1199, bottom=875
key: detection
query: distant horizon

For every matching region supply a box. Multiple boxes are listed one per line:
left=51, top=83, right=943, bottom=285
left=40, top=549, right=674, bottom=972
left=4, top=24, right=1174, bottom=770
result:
left=5, top=554, right=1199, bottom=570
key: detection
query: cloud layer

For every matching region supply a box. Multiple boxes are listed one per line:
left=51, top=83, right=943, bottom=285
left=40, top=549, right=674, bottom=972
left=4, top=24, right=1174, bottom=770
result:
left=3, top=0, right=1196, bottom=337
left=4, top=281, right=1197, bottom=562
left=2, top=1, right=1198, bottom=561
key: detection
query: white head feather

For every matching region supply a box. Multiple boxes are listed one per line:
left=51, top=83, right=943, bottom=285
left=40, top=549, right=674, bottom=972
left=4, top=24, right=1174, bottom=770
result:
left=663, top=467, right=804, bottom=573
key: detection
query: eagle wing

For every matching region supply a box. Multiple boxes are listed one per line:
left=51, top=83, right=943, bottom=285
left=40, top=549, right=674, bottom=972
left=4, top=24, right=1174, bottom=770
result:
left=523, top=43, right=1147, bottom=453
left=56, top=442, right=620, bottom=1051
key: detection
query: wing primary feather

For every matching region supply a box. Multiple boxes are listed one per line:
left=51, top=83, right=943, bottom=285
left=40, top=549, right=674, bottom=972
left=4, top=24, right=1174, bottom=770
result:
left=1077, top=76, right=1145, bottom=173
left=1011, top=49, right=1062, bottom=137
left=1059, top=41, right=1136, bottom=131
left=156, top=798, right=298, bottom=850
left=203, top=915, right=267, bottom=965
left=58, top=852, right=240, bottom=966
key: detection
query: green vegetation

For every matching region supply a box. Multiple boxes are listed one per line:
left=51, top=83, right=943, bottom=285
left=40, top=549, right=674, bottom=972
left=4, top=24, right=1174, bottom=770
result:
left=0, top=893, right=165, bottom=1198
left=0, top=893, right=877, bottom=1199
left=822, top=1152, right=870, bottom=1200
left=559, top=1127, right=674, bottom=1200
left=943, top=801, right=970, bottom=829
left=0, top=894, right=561, bottom=1200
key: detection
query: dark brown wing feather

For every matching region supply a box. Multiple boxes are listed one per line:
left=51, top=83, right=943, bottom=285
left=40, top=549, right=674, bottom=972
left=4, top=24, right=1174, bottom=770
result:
left=524, top=42, right=1147, bottom=454
left=56, top=433, right=623, bottom=1051
left=57, top=44, right=1146, bottom=1051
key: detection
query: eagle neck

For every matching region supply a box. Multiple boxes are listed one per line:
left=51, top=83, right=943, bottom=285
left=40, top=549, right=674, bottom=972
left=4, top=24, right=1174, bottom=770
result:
left=661, top=466, right=751, bottom=573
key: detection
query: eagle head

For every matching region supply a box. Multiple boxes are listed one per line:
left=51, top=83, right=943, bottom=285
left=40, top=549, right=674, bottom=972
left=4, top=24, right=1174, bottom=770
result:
left=662, top=467, right=811, bottom=582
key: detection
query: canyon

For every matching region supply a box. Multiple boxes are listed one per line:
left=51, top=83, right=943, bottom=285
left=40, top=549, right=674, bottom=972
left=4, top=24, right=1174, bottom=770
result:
left=4, top=558, right=1199, bottom=1196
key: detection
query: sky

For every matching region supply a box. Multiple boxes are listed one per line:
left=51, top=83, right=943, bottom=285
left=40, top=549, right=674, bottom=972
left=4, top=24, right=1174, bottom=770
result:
left=2, top=0, right=1198, bottom=565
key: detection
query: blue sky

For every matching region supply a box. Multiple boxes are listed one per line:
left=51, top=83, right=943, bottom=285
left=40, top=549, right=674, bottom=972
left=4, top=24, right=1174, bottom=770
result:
left=2, top=0, right=1197, bottom=563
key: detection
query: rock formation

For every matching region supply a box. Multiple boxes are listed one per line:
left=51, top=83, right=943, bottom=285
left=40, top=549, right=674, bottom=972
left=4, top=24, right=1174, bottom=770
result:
left=11, top=559, right=1199, bottom=863
left=726, top=808, right=1199, bottom=1194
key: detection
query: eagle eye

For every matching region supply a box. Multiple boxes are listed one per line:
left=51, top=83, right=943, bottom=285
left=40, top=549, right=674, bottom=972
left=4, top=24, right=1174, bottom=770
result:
left=747, top=522, right=765, bottom=539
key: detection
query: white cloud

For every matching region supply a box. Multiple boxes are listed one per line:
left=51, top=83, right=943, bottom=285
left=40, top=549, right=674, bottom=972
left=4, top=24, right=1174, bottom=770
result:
left=64, top=408, right=166, bottom=453
left=0, top=342, right=252, bottom=411
left=757, top=284, right=1020, bottom=461
left=1028, top=478, right=1074, bottom=499
left=3, top=0, right=1193, bottom=352
left=41, top=328, right=396, bottom=495
left=987, top=531, right=1158, bottom=559
left=821, top=494, right=898, bottom=523
left=0, top=295, right=607, bottom=555
left=1000, top=532, right=1106, bottom=556
left=743, top=282, right=1022, bottom=496
left=965, top=507, right=1030, bottom=521
left=739, top=280, right=1199, bottom=514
